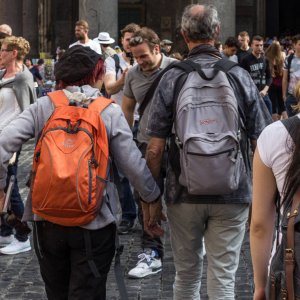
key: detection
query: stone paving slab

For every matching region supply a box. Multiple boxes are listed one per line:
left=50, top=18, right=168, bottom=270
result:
left=0, top=140, right=254, bottom=299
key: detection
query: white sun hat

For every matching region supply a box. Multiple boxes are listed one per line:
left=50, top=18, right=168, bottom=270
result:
left=94, top=32, right=115, bottom=44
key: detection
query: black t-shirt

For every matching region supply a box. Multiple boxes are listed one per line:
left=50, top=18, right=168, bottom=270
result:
left=237, top=48, right=252, bottom=64
left=240, top=53, right=272, bottom=91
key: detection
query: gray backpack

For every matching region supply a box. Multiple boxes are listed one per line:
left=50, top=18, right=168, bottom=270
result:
left=173, top=59, right=244, bottom=195
left=267, top=116, right=300, bottom=300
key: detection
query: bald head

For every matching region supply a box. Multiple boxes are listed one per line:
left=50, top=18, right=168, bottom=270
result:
left=189, top=4, right=205, bottom=16
left=0, top=24, right=12, bottom=35
left=181, top=4, right=220, bottom=43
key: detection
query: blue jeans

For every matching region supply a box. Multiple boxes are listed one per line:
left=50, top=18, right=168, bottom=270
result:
left=285, top=94, right=298, bottom=117
left=263, top=94, right=272, bottom=115
left=119, top=177, right=136, bottom=223
left=0, top=151, right=28, bottom=242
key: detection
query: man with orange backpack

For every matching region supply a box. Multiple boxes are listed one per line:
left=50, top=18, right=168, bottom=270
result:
left=0, top=45, right=160, bottom=300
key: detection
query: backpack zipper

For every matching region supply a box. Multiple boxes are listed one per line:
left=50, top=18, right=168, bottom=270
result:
left=88, top=160, right=93, bottom=204
left=187, top=148, right=235, bottom=157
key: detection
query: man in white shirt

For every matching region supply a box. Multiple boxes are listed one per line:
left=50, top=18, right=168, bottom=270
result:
left=104, top=24, right=139, bottom=106
left=69, top=20, right=101, bottom=55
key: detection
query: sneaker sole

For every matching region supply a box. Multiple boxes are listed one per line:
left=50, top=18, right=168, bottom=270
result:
left=128, top=267, right=162, bottom=279
left=0, top=242, right=14, bottom=247
left=0, top=246, right=31, bottom=255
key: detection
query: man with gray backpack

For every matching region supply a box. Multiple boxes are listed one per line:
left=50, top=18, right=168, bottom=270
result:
left=143, top=4, right=272, bottom=299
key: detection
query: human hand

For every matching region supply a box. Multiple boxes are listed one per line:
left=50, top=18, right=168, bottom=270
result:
left=259, top=90, right=267, bottom=98
left=140, top=199, right=166, bottom=237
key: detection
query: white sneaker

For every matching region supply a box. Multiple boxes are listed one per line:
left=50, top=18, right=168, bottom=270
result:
left=0, top=235, right=14, bottom=247
left=0, top=237, right=31, bottom=255
left=128, top=250, right=162, bottom=278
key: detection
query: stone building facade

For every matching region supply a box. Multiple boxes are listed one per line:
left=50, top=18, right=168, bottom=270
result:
left=0, top=0, right=299, bottom=57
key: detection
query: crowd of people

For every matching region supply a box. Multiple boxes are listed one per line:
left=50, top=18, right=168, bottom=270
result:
left=0, top=3, right=299, bottom=300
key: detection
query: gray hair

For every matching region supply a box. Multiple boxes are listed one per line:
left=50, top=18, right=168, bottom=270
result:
left=181, top=4, right=220, bottom=42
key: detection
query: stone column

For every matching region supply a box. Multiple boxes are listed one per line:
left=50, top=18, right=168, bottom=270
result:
left=79, top=0, right=118, bottom=44
left=192, top=0, right=236, bottom=42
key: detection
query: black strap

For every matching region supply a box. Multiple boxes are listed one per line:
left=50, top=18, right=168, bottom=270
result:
left=105, top=193, right=129, bottom=300
left=274, top=190, right=281, bottom=248
left=281, top=116, right=300, bottom=145
left=214, top=58, right=238, bottom=72
left=112, top=54, right=122, bottom=81
left=177, top=60, right=219, bottom=81
left=83, top=230, right=101, bottom=278
left=287, top=53, right=294, bottom=84
left=114, top=234, right=128, bottom=300
left=138, top=61, right=179, bottom=120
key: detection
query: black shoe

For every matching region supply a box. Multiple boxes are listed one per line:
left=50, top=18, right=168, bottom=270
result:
left=118, top=220, right=134, bottom=234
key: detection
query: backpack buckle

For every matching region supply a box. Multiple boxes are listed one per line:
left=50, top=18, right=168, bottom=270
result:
left=285, top=248, right=294, bottom=261
left=67, top=120, right=81, bottom=133
left=175, top=136, right=183, bottom=149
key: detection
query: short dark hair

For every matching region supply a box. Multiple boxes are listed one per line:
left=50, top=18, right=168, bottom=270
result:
left=292, top=34, right=300, bottom=44
left=252, top=35, right=264, bottom=43
left=37, top=58, right=44, bottom=65
left=120, top=23, right=141, bottom=38
left=224, top=36, right=240, bottom=48
left=129, top=27, right=160, bottom=51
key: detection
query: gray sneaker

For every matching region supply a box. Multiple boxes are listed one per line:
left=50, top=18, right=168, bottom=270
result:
left=128, top=250, right=162, bottom=278
left=0, top=235, right=14, bottom=247
left=0, top=237, right=31, bottom=255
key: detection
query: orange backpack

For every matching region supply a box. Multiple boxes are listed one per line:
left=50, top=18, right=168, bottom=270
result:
left=31, top=90, right=112, bottom=226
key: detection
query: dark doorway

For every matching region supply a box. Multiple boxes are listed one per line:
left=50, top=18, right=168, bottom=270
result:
left=266, top=0, right=300, bottom=38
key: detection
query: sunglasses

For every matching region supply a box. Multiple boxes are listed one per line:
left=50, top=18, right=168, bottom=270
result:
left=129, top=36, right=156, bottom=47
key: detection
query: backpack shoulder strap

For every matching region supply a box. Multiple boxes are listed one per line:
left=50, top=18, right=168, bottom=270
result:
left=113, top=54, right=122, bottom=80
left=48, top=90, right=69, bottom=107
left=214, top=58, right=238, bottom=73
left=281, top=115, right=300, bottom=144
left=89, top=96, right=113, bottom=114
left=178, top=60, right=219, bottom=81
left=287, top=53, right=294, bottom=83
left=138, top=61, right=179, bottom=119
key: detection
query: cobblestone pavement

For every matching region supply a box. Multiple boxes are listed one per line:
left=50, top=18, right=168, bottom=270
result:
left=0, top=140, right=254, bottom=299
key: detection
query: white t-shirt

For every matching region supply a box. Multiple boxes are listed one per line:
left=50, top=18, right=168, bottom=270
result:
left=69, top=39, right=102, bottom=55
left=257, top=115, right=299, bottom=197
left=0, top=77, right=21, bottom=133
left=284, top=55, right=300, bottom=95
left=105, top=53, right=139, bottom=121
